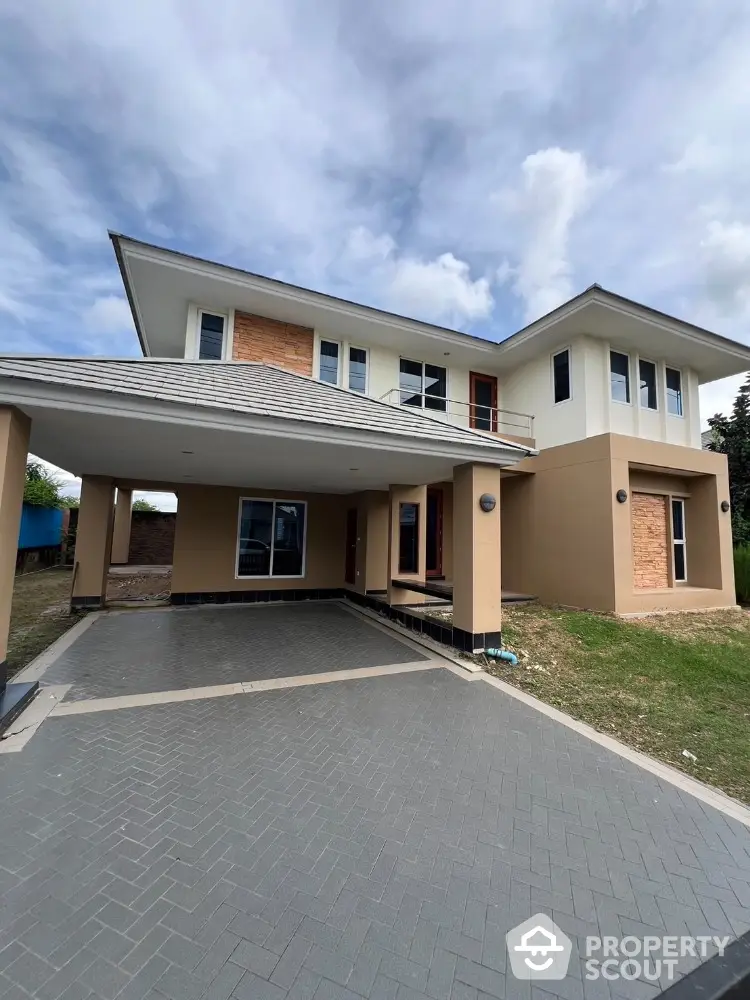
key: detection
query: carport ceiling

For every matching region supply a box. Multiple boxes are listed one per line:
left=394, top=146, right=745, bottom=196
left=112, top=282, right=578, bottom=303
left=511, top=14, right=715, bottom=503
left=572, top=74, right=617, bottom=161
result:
left=24, top=404, right=467, bottom=493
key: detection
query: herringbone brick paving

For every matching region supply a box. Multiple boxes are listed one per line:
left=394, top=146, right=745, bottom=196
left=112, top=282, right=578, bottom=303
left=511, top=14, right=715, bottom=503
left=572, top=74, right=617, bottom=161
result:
left=42, top=605, right=427, bottom=702
left=1, top=669, right=749, bottom=999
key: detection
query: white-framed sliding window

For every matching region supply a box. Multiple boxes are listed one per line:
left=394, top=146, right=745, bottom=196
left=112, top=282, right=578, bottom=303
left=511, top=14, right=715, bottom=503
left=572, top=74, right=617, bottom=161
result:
left=638, top=358, right=658, bottom=410
left=315, top=337, right=369, bottom=393
left=236, top=498, right=307, bottom=579
left=551, top=347, right=572, bottom=404
left=671, top=497, right=687, bottom=582
left=186, top=305, right=235, bottom=360
left=610, top=350, right=631, bottom=404
left=399, top=358, right=448, bottom=412
left=666, top=367, right=684, bottom=417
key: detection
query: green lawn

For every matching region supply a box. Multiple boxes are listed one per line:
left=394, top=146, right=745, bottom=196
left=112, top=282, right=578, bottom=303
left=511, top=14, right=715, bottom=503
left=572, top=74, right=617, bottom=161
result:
left=489, top=605, right=750, bottom=805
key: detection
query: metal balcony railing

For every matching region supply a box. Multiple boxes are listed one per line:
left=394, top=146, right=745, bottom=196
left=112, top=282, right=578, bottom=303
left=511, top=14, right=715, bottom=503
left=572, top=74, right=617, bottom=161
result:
left=378, top=389, right=534, bottom=439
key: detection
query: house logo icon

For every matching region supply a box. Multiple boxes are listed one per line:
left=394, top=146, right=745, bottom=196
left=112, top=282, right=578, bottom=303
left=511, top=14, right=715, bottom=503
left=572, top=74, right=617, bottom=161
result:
left=506, top=913, right=573, bottom=980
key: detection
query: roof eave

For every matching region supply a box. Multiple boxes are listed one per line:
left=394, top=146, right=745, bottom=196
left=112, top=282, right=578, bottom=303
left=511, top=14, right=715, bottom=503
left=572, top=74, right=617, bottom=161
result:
left=109, top=232, right=150, bottom=358
left=0, top=374, right=532, bottom=466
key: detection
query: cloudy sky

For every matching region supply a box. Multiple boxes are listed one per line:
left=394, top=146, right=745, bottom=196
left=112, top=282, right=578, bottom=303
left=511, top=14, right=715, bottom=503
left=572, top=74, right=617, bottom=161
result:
left=2, top=0, right=750, bottom=508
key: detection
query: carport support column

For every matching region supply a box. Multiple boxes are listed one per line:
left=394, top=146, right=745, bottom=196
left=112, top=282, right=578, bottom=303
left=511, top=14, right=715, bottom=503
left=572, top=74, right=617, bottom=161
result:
left=72, top=476, right=115, bottom=610
left=387, top=485, right=426, bottom=606
left=452, top=463, right=502, bottom=653
left=0, top=407, right=31, bottom=683
left=111, top=488, right=132, bottom=565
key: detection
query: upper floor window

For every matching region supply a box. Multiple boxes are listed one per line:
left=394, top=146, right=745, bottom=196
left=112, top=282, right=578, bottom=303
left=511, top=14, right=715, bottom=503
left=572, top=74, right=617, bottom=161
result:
left=639, top=359, right=657, bottom=410
left=348, top=347, right=367, bottom=393
left=552, top=349, right=571, bottom=403
left=399, top=359, right=447, bottom=412
left=318, top=340, right=368, bottom=392
left=319, top=340, right=340, bottom=384
left=610, top=351, right=630, bottom=403
left=198, top=311, right=225, bottom=360
left=666, top=367, right=683, bottom=416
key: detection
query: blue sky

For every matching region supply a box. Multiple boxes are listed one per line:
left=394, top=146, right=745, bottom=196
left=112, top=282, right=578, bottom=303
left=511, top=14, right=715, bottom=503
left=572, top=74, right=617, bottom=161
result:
left=2, top=0, right=750, bottom=506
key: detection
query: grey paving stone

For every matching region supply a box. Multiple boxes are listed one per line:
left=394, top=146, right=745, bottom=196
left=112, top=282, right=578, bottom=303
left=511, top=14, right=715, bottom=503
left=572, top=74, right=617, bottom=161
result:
left=2, top=662, right=750, bottom=1000
left=44, top=604, right=427, bottom=701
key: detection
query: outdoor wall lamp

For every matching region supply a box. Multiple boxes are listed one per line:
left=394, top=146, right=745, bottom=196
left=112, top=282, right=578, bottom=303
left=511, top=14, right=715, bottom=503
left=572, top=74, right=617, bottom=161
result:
left=616, top=489, right=628, bottom=503
left=721, top=500, right=730, bottom=512
left=479, top=493, right=496, bottom=512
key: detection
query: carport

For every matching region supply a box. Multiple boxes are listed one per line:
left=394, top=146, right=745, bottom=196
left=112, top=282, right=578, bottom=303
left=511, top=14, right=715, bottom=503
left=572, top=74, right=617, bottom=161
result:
left=39, top=602, right=434, bottom=704
left=0, top=358, right=534, bottom=729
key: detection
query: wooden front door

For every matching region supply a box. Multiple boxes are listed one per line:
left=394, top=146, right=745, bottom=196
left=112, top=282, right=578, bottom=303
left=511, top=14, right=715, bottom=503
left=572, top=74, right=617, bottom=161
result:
left=426, top=488, right=443, bottom=578
left=345, top=508, right=357, bottom=585
left=470, top=372, right=498, bottom=432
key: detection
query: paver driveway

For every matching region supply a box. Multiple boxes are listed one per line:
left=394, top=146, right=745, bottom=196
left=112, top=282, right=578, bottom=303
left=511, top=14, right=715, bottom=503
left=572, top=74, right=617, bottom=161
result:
left=2, top=662, right=750, bottom=1000
left=41, top=604, right=428, bottom=702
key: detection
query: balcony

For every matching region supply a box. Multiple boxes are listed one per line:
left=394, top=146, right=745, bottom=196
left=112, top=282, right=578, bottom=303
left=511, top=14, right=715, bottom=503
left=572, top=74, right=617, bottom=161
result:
left=378, top=389, right=535, bottom=445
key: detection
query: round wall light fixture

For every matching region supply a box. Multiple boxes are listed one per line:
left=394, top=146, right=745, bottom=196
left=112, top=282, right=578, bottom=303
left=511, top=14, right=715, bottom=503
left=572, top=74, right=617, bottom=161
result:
left=616, top=489, right=628, bottom=504
left=479, top=493, right=496, bottom=512
left=721, top=500, right=730, bottom=513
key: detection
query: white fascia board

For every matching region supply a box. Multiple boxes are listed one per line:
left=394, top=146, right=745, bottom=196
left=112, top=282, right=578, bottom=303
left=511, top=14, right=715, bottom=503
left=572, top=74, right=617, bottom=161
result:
left=117, top=238, right=497, bottom=357
left=0, top=379, right=531, bottom=467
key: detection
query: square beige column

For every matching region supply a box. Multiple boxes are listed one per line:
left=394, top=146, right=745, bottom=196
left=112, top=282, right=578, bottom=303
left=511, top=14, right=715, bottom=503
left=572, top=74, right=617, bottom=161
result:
left=111, top=488, right=133, bottom=565
left=387, top=485, right=427, bottom=606
left=0, top=408, right=31, bottom=670
left=72, top=476, right=115, bottom=609
left=452, top=463, right=502, bottom=650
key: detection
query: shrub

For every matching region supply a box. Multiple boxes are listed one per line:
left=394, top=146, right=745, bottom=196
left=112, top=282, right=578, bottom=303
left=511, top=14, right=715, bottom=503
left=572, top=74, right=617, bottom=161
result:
left=735, top=545, right=750, bottom=605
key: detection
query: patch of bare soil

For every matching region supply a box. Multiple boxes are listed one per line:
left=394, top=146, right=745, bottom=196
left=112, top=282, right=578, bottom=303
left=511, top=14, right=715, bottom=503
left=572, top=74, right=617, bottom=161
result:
left=629, top=607, right=750, bottom=643
left=106, top=571, right=172, bottom=602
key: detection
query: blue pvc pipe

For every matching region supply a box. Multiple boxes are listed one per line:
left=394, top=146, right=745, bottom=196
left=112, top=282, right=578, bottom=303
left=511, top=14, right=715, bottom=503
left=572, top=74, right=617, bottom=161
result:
left=486, top=648, right=518, bottom=666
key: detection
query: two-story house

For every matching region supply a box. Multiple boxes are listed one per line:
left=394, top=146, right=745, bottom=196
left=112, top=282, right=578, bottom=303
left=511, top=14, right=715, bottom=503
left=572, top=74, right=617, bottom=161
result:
left=1, top=232, right=749, bottom=705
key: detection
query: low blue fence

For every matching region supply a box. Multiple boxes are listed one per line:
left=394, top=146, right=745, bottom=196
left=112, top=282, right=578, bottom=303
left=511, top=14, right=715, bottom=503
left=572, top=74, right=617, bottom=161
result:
left=18, top=504, right=64, bottom=551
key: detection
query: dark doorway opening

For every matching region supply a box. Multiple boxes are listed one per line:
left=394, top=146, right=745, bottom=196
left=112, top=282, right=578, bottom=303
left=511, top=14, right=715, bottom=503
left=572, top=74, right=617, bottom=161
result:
left=345, top=507, right=357, bottom=585
left=470, top=372, right=498, bottom=432
left=426, top=488, right=443, bottom=578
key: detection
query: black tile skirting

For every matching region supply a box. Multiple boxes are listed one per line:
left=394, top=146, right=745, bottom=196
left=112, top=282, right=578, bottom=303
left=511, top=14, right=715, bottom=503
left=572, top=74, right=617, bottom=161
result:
left=346, top=590, right=500, bottom=654
left=168, top=588, right=498, bottom=654
left=659, top=928, right=750, bottom=998
left=70, top=595, right=106, bottom=610
left=170, top=588, right=346, bottom=606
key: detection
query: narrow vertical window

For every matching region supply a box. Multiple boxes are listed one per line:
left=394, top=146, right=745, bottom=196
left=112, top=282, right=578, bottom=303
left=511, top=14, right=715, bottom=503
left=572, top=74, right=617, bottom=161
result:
left=671, top=498, right=686, bottom=582
left=399, top=502, right=420, bottom=573
left=552, top=349, right=571, bottom=403
left=348, top=347, right=367, bottom=393
left=610, top=351, right=631, bottom=403
left=198, top=312, right=225, bottom=360
left=319, top=341, right=340, bottom=384
left=666, top=368, right=683, bottom=416
left=639, top=359, right=657, bottom=410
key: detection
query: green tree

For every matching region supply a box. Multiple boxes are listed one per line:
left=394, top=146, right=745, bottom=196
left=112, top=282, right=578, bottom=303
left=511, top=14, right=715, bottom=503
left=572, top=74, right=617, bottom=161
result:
left=132, top=498, right=158, bottom=512
left=708, top=374, right=750, bottom=545
left=23, top=460, right=65, bottom=507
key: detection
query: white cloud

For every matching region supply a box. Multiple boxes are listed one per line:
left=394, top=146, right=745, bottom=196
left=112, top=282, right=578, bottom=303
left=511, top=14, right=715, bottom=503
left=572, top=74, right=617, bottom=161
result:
left=341, top=227, right=493, bottom=326
left=83, top=296, right=134, bottom=336
left=700, top=219, right=750, bottom=319
left=699, top=373, right=747, bottom=427
left=496, top=148, right=605, bottom=323
left=663, top=136, right=723, bottom=175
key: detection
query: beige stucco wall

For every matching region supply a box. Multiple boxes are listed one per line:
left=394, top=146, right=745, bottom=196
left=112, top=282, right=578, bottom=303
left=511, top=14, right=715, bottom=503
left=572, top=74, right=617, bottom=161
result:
left=502, top=436, right=617, bottom=610
left=504, top=433, right=735, bottom=614
left=452, top=464, right=502, bottom=636
left=171, top=485, right=347, bottom=593
left=0, top=408, right=30, bottom=664
left=73, top=476, right=115, bottom=601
